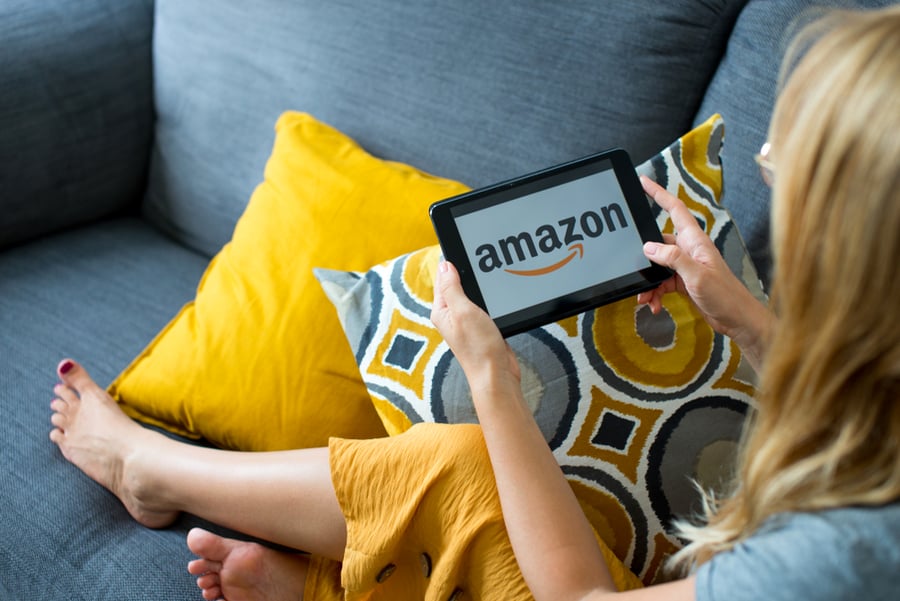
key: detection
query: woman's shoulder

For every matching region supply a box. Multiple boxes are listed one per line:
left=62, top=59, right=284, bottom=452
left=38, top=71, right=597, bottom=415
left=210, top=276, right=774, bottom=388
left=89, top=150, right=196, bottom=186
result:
left=695, top=503, right=900, bottom=601
left=764, top=502, right=900, bottom=541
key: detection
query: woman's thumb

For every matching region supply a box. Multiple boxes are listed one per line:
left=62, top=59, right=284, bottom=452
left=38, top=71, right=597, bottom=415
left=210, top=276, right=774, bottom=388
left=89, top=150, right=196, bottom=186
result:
left=433, top=260, right=463, bottom=311
left=643, top=241, right=696, bottom=280
left=435, top=261, right=468, bottom=305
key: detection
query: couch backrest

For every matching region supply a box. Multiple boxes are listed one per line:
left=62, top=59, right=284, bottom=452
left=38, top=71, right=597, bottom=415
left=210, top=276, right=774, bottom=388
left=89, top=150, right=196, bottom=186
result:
left=0, top=0, right=153, bottom=249
left=694, top=0, right=894, bottom=288
left=144, top=0, right=748, bottom=259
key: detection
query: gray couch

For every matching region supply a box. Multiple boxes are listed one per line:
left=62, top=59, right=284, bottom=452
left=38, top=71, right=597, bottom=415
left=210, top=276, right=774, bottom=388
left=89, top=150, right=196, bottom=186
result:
left=0, top=1, right=887, bottom=599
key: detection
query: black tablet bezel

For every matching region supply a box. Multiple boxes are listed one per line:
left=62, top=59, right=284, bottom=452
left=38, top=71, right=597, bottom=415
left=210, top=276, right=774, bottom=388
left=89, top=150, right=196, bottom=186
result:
left=429, top=148, right=672, bottom=338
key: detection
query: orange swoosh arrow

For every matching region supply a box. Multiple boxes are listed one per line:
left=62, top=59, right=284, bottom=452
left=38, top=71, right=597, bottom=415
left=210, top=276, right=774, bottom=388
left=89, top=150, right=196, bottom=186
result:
left=504, top=243, right=584, bottom=277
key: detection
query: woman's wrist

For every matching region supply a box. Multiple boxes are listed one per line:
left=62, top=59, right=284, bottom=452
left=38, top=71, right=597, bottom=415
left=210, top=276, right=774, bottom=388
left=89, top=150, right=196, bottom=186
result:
left=724, top=294, right=774, bottom=372
left=467, top=365, right=521, bottom=401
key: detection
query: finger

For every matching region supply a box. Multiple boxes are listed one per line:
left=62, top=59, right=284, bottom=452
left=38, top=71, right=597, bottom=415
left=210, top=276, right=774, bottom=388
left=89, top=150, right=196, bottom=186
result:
left=643, top=241, right=701, bottom=283
left=432, top=260, right=477, bottom=331
left=662, top=233, right=677, bottom=245
left=637, top=289, right=657, bottom=308
left=432, top=260, right=449, bottom=311
left=638, top=276, right=680, bottom=312
left=640, top=176, right=704, bottom=237
left=434, top=260, right=474, bottom=311
left=636, top=284, right=657, bottom=306
left=648, top=291, right=664, bottom=315
left=640, top=280, right=672, bottom=301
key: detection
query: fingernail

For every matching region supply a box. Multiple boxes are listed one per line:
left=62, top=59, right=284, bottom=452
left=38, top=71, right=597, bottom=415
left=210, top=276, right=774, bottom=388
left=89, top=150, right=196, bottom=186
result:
left=59, top=360, right=74, bottom=375
left=439, top=261, right=449, bottom=273
left=643, top=242, right=658, bottom=256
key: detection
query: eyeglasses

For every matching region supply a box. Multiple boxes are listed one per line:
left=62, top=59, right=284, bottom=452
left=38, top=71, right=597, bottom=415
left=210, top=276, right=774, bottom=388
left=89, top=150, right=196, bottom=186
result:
left=754, top=142, right=775, bottom=187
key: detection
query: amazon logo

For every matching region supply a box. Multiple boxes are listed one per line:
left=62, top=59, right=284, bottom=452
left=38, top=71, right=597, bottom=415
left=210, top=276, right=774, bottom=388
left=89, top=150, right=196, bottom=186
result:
left=474, top=203, right=629, bottom=276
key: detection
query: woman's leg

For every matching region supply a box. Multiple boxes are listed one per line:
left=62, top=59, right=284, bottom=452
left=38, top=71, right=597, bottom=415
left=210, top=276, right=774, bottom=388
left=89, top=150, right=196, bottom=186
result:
left=49, top=359, right=347, bottom=561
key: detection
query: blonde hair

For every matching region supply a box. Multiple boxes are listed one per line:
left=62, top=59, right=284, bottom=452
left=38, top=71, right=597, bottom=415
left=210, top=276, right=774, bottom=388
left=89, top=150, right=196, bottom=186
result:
left=671, top=6, right=900, bottom=571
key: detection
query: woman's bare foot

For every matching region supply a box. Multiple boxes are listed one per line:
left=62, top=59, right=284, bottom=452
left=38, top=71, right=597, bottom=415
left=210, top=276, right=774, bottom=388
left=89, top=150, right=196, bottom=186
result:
left=187, top=528, right=309, bottom=601
left=49, top=358, right=179, bottom=528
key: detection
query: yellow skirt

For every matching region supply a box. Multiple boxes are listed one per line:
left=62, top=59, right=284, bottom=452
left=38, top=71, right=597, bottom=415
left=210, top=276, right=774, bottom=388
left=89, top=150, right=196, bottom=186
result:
left=303, top=423, right=641, bottom=600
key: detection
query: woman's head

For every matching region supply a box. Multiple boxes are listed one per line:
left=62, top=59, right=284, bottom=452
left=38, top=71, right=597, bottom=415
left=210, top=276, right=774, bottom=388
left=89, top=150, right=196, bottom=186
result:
left=672, top=6, right=900, bottom=571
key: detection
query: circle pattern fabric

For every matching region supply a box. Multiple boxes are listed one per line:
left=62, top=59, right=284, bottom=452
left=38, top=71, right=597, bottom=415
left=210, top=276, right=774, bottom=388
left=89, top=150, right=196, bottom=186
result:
left=315, top=115, right=766, bottom=584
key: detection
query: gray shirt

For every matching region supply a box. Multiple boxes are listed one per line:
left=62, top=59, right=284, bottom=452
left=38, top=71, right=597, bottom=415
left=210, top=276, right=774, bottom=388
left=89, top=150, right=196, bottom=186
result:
left=696, top=504, right=900, bottom=601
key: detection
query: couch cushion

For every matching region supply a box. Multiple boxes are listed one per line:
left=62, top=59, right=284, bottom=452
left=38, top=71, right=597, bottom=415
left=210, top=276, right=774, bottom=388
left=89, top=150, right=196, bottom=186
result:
left=145, top=0, right=748, bottom=258
left=694, top=0, right=895, bottom=288
left=0, top=218, right=212, bottom=599
left=0, top=0, right=154, bottom=249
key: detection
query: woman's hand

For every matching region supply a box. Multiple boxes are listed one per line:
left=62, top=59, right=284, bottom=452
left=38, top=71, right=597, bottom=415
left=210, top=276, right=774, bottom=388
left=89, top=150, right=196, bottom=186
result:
left=431, top=260, right=521, bottom=389
left=637, top=176, right=773, bottom=370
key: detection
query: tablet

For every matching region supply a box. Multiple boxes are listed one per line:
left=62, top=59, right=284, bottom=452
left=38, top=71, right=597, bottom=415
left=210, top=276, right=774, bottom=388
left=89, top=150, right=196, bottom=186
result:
left=429, top=148, right=671, bottom=337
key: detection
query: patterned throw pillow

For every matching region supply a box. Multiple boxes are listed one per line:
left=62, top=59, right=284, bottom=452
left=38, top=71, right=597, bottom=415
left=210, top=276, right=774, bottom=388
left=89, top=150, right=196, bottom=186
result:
left=315, top=115, right=766, bottom=584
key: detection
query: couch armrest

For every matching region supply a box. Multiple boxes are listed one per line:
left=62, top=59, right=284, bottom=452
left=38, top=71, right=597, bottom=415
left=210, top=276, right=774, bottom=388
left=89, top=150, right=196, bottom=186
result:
left=0, top=0, right=154, bottom=248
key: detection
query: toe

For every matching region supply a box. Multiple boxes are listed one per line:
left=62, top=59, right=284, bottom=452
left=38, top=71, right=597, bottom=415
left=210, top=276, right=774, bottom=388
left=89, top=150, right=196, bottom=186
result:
left=58, top=359, right=76, bottom=377
left=187, top=528, right=239, bottom=563
left=50, top=411, right=68, bottom=431
left=201, top=585, right=223, bottom=601
left=57, top=359, right=103, bottom=397
left=196, top=573, right=221, bottom=590
left=54, top=383, right=79, bottom=404
left=49, top=428, right=64, bottom=445
left=188, top=557, right=222, bottom=576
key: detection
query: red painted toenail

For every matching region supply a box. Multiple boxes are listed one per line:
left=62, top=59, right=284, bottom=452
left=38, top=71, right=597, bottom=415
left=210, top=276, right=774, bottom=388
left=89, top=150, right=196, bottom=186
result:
left=59, top=360, right=74, bottom=375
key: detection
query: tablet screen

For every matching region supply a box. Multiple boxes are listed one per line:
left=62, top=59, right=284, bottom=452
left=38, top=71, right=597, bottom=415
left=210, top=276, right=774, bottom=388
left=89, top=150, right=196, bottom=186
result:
left=430, top=148, right=670, bottom=337
left=452, top=164, right=649, bottom=318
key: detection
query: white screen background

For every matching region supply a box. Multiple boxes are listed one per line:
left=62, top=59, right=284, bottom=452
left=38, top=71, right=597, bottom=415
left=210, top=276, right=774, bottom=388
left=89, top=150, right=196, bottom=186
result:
left=454, top=169, right=650, bottom=318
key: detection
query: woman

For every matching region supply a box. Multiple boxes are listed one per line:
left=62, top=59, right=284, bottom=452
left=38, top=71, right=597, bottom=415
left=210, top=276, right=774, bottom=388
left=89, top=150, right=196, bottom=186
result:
left=49, top=6, right=899, bottom=600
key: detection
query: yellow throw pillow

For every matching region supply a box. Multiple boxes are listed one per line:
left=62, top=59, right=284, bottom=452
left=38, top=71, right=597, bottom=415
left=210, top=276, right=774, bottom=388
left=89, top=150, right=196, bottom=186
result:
left=109, top=112, right=471, bottom=451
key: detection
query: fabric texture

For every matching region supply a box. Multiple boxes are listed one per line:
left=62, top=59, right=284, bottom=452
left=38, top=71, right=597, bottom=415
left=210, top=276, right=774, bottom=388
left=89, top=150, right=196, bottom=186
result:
left=0, top=217, right=213, bottom=600
left=695, top=504, right=900, bottom=601
left=109, top=112, right=471, bottom=451
left=315, top=116, right=767, bottom=583
left=305, top=424, right=643, bottom=601
left=0, top=0, right=153, bottom=248
left=145, top=0, right=747, bottom=259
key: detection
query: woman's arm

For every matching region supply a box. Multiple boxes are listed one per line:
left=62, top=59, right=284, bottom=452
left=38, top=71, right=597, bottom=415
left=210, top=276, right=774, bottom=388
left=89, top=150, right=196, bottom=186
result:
left=432, top=262, right=698, bottom=601
left=431, top=260, right=616, bottom=599
left=636, top=177, right=774, bottom=371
